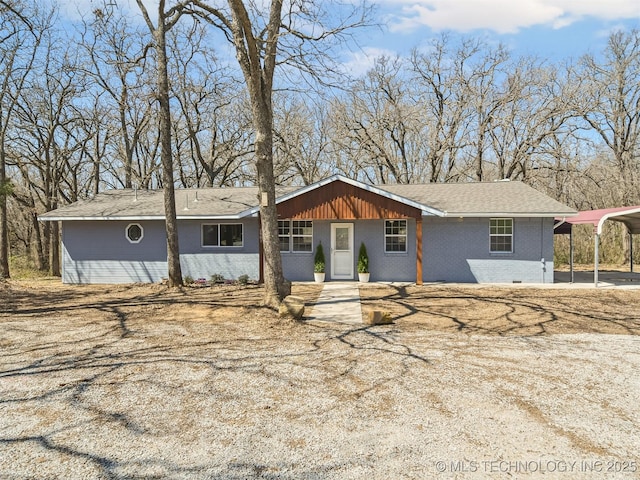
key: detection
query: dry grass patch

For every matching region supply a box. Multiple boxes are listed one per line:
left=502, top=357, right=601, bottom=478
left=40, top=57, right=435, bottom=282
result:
left=359, top=284, right=640, bottom=336
left=0, top=280, right=324, bottom=339
left=2, top=279, right=640, bottom=478
left=4, top=279, right=638, bottom=336
left=2, top=280, right=253, bottom=316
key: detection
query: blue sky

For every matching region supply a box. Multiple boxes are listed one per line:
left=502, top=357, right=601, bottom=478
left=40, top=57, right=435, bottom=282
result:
left=53, top=0, right=639, bottom=74
left=344, top=0, right=640, bottom=74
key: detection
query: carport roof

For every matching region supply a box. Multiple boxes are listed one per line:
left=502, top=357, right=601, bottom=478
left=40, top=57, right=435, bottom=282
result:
left=555, top=206, right=640, bottom=235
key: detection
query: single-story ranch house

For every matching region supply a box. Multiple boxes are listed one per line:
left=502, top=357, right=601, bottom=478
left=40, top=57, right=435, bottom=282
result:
left=39, top=175, right=577, bottom=284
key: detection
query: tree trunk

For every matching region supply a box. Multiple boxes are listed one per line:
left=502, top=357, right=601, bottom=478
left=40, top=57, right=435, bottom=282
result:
left=42, top=221, right=50, bottom=271
left=0, top=143, right=9, bottom=279
left=155, top=21, right=182, bottom=287
left=120, top=93, right=134, bottom=189
left=134, top=0, right=184, bottom=287
left=49, top=220, right=60, bottom=276
left=221, top=0, right=289, bottom=306
left=475, top=127, right=484, bottom=181
left=0, top=192, right=10, bottom=279
left=31, top=211, right=46, bottom=270
left=622, top=228, right=630, bottom=265
left=93, top=131, right=101, bottom=195
left=254, top=116, right=289, bottom=307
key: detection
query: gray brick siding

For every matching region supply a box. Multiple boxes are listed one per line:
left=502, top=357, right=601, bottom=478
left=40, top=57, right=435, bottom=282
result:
left=423, top=217, right=554, bottom=283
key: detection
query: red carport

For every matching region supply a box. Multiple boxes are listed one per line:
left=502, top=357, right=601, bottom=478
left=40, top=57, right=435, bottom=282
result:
left=555, top=206, right=640, bottom=286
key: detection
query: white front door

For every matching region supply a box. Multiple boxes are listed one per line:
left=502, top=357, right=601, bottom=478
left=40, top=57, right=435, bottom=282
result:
left=331, top=223, right=354, bottom=280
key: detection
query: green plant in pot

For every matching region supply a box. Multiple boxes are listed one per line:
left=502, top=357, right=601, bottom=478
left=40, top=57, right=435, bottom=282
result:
left=314, top=242, right=325, bottom=282
left=358, top=242, right=370, bottom=282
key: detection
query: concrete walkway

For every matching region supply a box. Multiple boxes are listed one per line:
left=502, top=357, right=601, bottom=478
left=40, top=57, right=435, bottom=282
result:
left=305, top=282, right=363, bottom=324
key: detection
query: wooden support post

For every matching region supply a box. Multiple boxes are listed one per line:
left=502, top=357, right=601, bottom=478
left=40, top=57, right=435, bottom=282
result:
left=416, top=216, right=423, bottom=285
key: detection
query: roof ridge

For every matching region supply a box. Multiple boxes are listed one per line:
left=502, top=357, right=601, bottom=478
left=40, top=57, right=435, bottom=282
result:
left=380, top=180, right=523, bottom=187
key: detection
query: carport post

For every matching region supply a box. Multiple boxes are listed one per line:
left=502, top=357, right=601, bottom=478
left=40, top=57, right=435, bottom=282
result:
left=594, top=231, right=599, bottom=287
left=570, top=228, right=574, bottom=283
left=630, top=232, right=634, bottom=273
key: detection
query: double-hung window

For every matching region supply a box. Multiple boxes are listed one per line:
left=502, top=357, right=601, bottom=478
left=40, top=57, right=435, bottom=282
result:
left=385, top=220, right=407, bottom=253
left=279, top=220, right=312, bottom=252
left=490, top=218, right=513, bottom=253
left=202, top=223, right=243, bottom=247
left=278, top=221, right=291, bottom=252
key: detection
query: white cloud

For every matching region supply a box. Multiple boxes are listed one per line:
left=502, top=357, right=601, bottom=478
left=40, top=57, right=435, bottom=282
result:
left=382, top=0, right=640, bottom=34
left=340, top=47, right=398, bottom=77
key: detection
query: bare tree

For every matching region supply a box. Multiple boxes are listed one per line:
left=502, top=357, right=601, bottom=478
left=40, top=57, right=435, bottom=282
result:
left=168, top=23, right=253, bottom=187
left=331, top=55, right=429, bottom=184
left=11, top=35, right=88, bottom=275
left=193, top=0, right=289, bottom=306
left=570, top=29, right=640, bottom=204
left=136, top=0, right=197, bottom=287
left=457, top=39, right=510, bottom=181
left=192, top=0, right=370, bottom=306
left=486, top=58, right=571, bottom=181
left=79, top=5, right=154, bottom=190
left=273, top=94, right=332, bottom=185
left=0, top=0, right=47, bottom=278
left=410, top=36, right=473, bottom=182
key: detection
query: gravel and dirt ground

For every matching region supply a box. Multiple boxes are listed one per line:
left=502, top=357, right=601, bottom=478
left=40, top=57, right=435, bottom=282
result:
left=1, top=279, right=639, bottom=479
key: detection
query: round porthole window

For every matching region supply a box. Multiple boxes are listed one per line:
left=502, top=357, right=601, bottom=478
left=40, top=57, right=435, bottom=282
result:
left=126, top=223, right=143, bottom=243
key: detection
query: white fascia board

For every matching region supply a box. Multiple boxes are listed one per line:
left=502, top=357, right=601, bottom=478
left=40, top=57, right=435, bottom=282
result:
left=39, top=214, right=245, bottom=221
left=441, top=212, right=578, bottom=218
left=38, top=215, right=166, bottom=221
left=238, top=206, right=261, bottom=218
left=421, top=210, right=438, bottom=216
left=242, top=174, right=446, bottom=217
left=177, top=214, right=244, bottom=220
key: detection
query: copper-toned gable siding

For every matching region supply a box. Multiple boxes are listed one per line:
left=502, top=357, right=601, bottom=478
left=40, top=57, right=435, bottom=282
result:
left=276, top=181, right=421, bottom=220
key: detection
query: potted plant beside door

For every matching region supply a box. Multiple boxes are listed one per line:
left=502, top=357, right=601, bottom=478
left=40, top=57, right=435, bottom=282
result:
left=314, top=242, right=326, bottom=283
left=358, top=242, right=370, bottom=282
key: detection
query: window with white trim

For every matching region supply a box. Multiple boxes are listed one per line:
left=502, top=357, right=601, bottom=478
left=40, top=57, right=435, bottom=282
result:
left=202, top=223, right=243, bottom=247
left=126, top=223, right=143, bottom=244
left=278, top=220, right=312, bottom=252
left=385, top=220, right=407, bottom=252
left=278, top=220, right=291, bottom=252
left=490, top=218, right=513, bottom=253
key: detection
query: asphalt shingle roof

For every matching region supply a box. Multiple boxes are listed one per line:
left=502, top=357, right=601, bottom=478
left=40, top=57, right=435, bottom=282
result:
left=39, top=177, right=576, bottom=220
left=381, top=181, right=576, bottom=216
left=39, top=186, right=298, bottom=220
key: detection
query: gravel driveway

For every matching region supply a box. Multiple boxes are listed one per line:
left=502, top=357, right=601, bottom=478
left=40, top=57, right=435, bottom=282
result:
left=1, top=281, right=639, bottom=479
